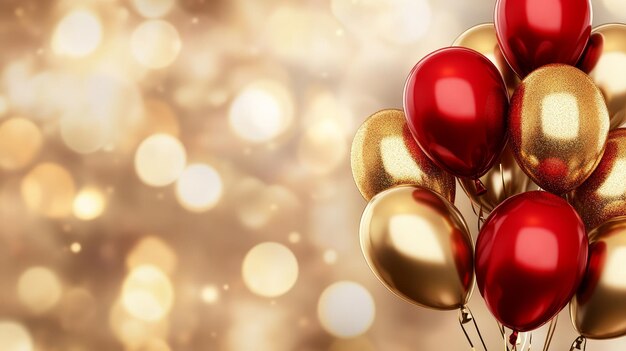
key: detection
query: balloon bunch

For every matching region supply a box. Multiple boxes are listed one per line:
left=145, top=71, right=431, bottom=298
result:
left=351, top=0, right=626, bottom=350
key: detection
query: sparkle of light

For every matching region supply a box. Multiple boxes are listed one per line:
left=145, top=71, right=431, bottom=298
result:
left=21, top=163, right=76, bottom=218
left=298, top=118, right=346, bottom=174
left=242, top=242, right=299, bottom=297
left=52, top=10, right=102, bottom=57
left=122, top=265, right=174, bottom=322
left=126, top=236, right=177, bottom=275
left=201, top=285, right=220, bottom=304
left=135, top=134, right=186, bottom=187
left=0, top=118, right=42, bottom=171
left=131, top=20, right=182, bottom=69
left=0, top=321, right=33, bottom=351
left=175, top=163, right=223, bottom=212
left=228, top=80, right=294, bottom=143
left=70, top=242, right=82, bottom=253
left=317, top=281, right=375, bottom=338
left=17, top=266, right=63, bottom=314
left=131, top=0, right=175, bottom=18
left=73, top=187, right=106, bottom=220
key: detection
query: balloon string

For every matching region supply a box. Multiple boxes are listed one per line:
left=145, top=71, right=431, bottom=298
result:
left=569, top=336, right=586, bottom=351
left=497, top=322, right=511, bottom=351
left=458, top=305, right=488, bottom=351
left=542, top=315, right=558, bottom=351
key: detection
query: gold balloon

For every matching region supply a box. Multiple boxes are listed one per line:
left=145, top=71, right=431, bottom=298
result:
left=582, top=24, right=626, bottom=129
left=460, top=144, right=537, bottom=213
left=571, top=216, right=626, bottom=339
left=360, top=186, right=474, bottom=310
left=509, top=64, right=610, bottom=194
left=350, top=109, right=456, bottom=202
left=453, top=23, right=520, bottom=96
left=571, top=129, right=626, bottom=231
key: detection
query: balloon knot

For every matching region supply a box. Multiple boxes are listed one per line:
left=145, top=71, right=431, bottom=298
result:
left=474, top=179, right=487, bottom=196
left=509, top=330, right=518, bottom=346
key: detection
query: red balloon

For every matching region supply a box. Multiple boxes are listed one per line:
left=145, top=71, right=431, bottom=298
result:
left=577, top=32, right=604, bottom=74
left=403, top=47, right=508, bottom=181
left=495, top=0, right=592, bottom=78
left=476, top=191, right=588, bottom=332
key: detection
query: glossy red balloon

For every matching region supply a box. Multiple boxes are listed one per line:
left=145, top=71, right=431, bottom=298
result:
left=476, top=191, right=588, bottom=332
left=577, top=32, right=604, bottom=74
left=403, top=47, right=508, bottom=180
left=495, top=0, right=592, bottom=78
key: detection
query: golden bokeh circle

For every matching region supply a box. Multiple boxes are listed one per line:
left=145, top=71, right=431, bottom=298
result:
left=242, top=242, right=298, bottom=297
left=0, top=118, right=42, bottom=171
left=17, top=266, right=63, bottom=314
left=135, top=134, right=187, bottom=187
left=21, top=163, right=76, bottom=218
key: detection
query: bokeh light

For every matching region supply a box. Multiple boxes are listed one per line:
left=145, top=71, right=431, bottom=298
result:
left=228, top=80, right=294, bottom=143
left=201, top=285, right=220, bottom=304
left=175, top=163, right=223, bottom=212
left=73, top=187, right=106, bottom=220
left=126, top=236, right=177, bottom=275
left=21, top=163, right=76, bottom=218
left=135, top=134, right=186, bottom=187
left=331, top=0, right=432, bottom=45
left=242, top=242, right=298, bottom=297
left=52, top=10, right=102, bottom=57
left=0, top=118, right=42, bottom=171
left=0, top=321, right=33, bottom=351
left=298, top=118, right=347, bottom=174
left=0, top=1, right=623, bottom=350
left=17, top=267, right=63, bottom=314
left=131, top=20, right=182, bottom=69
left=109, top=299, right=168, bottom=348
left=317, top=281, right=375, bottom=338
left=132, top=0, right=175, bottom=18
left=122, top=265, right=174, bottom=322
left=603, top=0, right=626, bottom=18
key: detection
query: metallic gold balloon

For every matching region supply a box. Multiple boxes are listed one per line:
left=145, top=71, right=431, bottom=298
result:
left=360, top=186, right=474, bottom=310
left=581, top=24, right=626, bottom=129
left=460, top=144, right=537, bottom=213
left=350, top=109, right=456, bottom=202
left=571, top=129, right=626, bottom=231
left=509, top=64, right=610, bottom=194
left=453, top=23, right=520, bottom=96
left=571, top=216, right=626, bottom=339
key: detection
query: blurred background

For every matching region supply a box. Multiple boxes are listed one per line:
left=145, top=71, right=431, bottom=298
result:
left=0, top=0, right=625, bottom=350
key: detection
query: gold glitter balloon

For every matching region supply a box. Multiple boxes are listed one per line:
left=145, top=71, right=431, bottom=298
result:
left=509, top=64, right=610, bottom=195
left=571, top=217, right=626, bottom=339
left=350, top=109, right=455, bottom=202
left=581, top=24, right=626, bottom=129
left=460, top=144, right=537, bottom=213
left=453, top=23, right=520, bottom=96
left=571, top=129, right=626, bottom=231
left=360, top=186, right=474, bottom=310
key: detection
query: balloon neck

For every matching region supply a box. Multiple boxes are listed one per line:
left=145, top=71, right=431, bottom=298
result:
left=509, top=330, right=518, bottom=346
left=474, top=179, right=487, bottom=196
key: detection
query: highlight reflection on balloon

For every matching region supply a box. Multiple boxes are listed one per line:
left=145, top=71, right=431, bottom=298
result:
left=350, top=109, right=455, bottom=202
left=360, top=186, right=474, bottom=310
left=571, top=217, right=626, bottom=339
left=453, top=23, right=520, bottom=95
left=509, top=64, right=610, bottom=194
left=460, top=144, right=536, bottom=213
left=578, top=24, right=626, bottom=129
left=571, top=129, right=626, bottom=231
